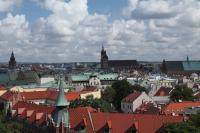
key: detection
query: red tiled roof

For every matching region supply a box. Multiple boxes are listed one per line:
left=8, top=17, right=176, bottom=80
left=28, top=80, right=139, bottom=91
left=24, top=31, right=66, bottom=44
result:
left=154, top=87, right=173, bottom=96
left=0, top=91, right=18, bottom=101
left=69, top=107, right=183, bottom=133
left=135, top=102, right=160, bottom=114
left=0, top=85, right=6, bottom=91
left=12, top=101, right=183, bottom=133
left=12, top=101, right=55, bottom=125
left=122, top=91, right=141, bottom=102
left=195, top=92, right=200, bottom=98
left=0, top=90, right=80, bottom=102
left=162, top=101, right=200, bottom=115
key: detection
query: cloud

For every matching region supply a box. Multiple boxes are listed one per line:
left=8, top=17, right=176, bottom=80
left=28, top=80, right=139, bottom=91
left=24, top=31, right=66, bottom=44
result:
left=0, top=0, right=200, bottom=62
left=0, top=0, right=22, bottom=12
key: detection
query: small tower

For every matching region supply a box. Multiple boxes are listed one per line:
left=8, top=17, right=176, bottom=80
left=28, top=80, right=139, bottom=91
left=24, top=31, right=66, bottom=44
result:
left=187, top=56, right=189, bottom=63
left=9, top=51, right=17, bottom=69
left=100, top=45, right=109, bottom=69
left=53, top=78, right=70, bottom=133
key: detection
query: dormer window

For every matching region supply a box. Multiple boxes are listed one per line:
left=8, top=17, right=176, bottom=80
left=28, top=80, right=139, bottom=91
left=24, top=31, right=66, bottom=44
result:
left=79, top=124, right=86, bottom=132
left=104, top=127, right=111, bottom=133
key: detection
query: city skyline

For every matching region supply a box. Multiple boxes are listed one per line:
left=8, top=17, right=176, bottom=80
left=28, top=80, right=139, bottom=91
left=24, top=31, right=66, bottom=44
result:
left=0, top=0, right=200, bottom=62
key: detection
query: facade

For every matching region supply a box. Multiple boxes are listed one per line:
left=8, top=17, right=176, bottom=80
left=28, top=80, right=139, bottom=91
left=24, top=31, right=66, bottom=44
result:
left=69, top=72, right=118, bottom=89
left=121, top=91, right=154, bottom=113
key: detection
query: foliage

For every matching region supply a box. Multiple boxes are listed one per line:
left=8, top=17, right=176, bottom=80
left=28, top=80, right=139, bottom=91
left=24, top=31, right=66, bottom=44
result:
left=163, top=122, right=198, bottom=133
left=131, top=84, right=148, bottom=93
left=163, top=112, right=200, bottom=133
left=170, top=85, right=195, bottom=102
left=102, top=86, right=116, bottom=103
left=69, top=95, right=111, bottom=112
left=111, top=80, right=147, bottom=111
left=112, top=80, right=133, bottom=111
left=0, top=111, right=22, bottom=133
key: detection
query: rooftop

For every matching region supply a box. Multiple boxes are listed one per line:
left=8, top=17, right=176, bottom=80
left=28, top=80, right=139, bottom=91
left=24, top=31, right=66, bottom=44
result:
left=122, top=91, right=142, bottom=102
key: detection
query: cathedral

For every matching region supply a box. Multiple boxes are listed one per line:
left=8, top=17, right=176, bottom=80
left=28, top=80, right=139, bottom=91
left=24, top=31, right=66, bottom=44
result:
left=100, top=46, right=139, bottom=72
left=100, top=46, right=109, bottom=69
left=9, top=51, right=17, bottom=69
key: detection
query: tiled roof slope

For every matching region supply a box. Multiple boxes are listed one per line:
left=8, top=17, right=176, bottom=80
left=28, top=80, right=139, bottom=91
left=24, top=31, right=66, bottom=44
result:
left=12, top=101, right=183, bottom=133
left=162, top=101, right=200, bottom=115
left=122, top=91, right=141, bottom=102
left=154, top=87, right=173, bottom=96
left=0, top=90, right=80, bottom=102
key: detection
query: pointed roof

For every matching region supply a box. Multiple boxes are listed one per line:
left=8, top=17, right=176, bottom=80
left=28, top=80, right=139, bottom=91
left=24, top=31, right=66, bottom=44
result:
left=55, top=79, right=69, bottom=107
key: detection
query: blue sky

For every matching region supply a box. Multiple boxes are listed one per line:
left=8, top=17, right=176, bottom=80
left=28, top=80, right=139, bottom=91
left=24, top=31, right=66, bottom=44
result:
left=0, top=0, right=128, bottom=22
left=0, top=0, right=200, bottom=62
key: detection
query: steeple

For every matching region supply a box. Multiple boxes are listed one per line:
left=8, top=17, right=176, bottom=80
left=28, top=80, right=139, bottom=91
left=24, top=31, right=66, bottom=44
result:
left=9, top=50, right=16, bottom=69
left=55, top=79, right=69, bottom=107
left=100, top=45, right=109, bottom=69
left=187, top=56, right=189, bottom=63
left=53, top=77, right=70, bottom=131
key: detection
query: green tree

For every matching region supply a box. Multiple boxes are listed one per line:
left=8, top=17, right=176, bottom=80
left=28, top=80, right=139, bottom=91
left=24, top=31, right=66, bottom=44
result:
left=170, top=85, right=195, bottom=102
left=69, top=96, right=111, bottom=112
left=0, top=111, right=22, bottom=133
left=111, top=80, right=148, bottom=111
left=112, top=80, right=133, bottom=111
left=102, top=86, right=116, bottom=103
left=131, top=84, right=147, bottom=93
left=163, top=122, right=198, bottom=133
left=162, top=112, right=200, bottom=133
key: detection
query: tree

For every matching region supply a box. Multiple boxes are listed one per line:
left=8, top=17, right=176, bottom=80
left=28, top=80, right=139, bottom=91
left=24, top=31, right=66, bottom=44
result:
left=162, top=112, right=200, bottom=133
left=0, top=111, right=22, bottom=133
left=102, top=86, right=116, bottom=103
left=131, top=84, right=147, bottom=93
left=69, top=96, right=112, bottom=112
left=111, top=80, right=148, bottom=111
left=163, top=122, right=198, bottom=133
left=112, top=80, right=132, bottom=111
left=170, top=85, right=195, bottom=102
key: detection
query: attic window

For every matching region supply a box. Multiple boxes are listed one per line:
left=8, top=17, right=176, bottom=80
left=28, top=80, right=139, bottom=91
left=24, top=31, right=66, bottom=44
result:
left=104, top=127, right=111, bottom=133
left=129, top=129, right=137, bottom=133
left=79, top=124, right=86, bottom=131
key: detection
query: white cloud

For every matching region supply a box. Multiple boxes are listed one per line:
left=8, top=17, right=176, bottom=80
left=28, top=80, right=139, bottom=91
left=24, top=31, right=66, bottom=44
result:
left=0, top=0, right=22, bottom=12
left=1, top=0, right=200, bottom=62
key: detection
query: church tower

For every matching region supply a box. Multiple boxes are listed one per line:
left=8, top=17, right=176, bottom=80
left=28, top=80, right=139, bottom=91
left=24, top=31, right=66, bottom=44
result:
left=53, top=78, right=70, bottom=133
left=9, top=51, right=16, bottom=69
left=100, top=45, right=109, bottom=69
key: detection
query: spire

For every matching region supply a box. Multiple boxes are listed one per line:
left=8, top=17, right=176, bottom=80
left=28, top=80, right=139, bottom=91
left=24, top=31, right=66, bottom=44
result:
left=9, top=50, right=16, bottom=69
left=187, top=56, right=189, bottom=63
left=102, top=44, right=104, bottom=51
left=55, top=78, right=69, bottom=107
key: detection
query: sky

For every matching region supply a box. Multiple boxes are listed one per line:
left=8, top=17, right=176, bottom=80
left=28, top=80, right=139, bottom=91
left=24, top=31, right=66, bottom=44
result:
left=0, top=0, right=200, bottom=63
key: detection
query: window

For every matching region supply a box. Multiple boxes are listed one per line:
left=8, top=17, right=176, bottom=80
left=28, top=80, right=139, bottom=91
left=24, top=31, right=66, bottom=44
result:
left=104, top=128, right=111, bottom=133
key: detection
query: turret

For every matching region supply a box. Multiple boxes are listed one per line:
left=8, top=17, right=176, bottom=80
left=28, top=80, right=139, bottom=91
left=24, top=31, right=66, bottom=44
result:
left=53, top=78, right=70, bottom=133
left=9, top=51, right=16, bottom=69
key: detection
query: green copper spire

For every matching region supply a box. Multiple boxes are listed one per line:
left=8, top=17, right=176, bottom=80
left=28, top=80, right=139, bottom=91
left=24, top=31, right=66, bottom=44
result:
left=55, top=79, right=69, bottom=107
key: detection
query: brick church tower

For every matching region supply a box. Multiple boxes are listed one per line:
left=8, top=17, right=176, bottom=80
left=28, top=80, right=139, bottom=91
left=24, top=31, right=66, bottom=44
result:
left=100, top=45, right=109, bottom=69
